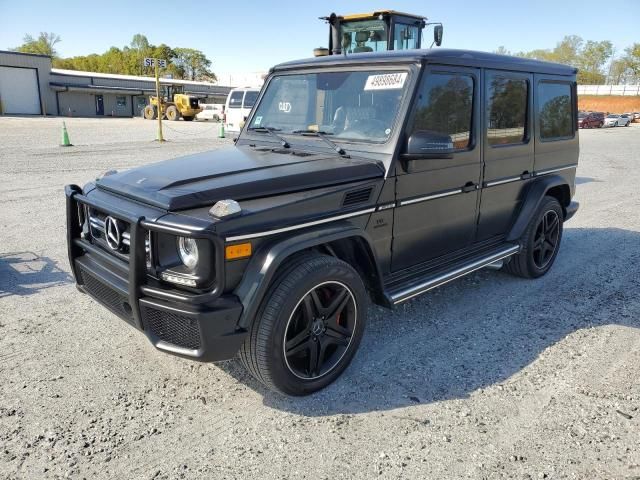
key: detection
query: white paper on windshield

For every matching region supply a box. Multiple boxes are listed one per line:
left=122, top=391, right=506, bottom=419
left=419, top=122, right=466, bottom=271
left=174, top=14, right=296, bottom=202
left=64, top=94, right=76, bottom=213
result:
left=364, top=72, right=408, bottom=91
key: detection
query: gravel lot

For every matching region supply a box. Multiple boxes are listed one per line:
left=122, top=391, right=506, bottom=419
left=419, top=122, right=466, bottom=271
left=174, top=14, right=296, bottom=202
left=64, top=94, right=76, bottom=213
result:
left=1, top=116, right=639, bottom=480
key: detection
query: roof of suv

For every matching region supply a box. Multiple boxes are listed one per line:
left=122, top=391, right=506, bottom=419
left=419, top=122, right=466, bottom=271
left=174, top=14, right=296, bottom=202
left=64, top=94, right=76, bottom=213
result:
left=272, top=48, right=577, bottom=76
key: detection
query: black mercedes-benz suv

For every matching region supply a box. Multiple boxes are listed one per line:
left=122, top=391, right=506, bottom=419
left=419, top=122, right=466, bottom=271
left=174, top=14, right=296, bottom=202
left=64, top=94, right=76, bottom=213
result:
left=65, top=49, right=579, bottom=395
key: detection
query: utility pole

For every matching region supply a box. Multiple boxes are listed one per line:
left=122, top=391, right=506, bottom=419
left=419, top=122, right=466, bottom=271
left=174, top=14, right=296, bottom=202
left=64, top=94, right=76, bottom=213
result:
left=155, top=59, right=164, bottom=142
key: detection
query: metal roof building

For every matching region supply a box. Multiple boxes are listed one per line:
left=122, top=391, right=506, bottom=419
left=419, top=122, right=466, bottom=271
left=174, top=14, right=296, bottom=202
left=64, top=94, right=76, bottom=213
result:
left=0, top=50, right=233, bottom=117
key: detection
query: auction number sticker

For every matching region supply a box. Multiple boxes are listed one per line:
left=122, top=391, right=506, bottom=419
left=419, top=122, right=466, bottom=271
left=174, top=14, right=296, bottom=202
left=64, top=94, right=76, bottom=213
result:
left=364, top=72, right=408, bottom=91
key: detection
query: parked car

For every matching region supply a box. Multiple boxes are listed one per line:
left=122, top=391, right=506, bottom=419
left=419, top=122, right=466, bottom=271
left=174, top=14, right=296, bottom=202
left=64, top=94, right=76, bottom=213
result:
left=578, top=112, right=604, bottom=128
left=604, top=114, right=631, bottom=127
left=196, top=103, right=224, bottom=121
left=64, top=49, right=579, bottom=396
left=224, top=87, right=260, bottom=132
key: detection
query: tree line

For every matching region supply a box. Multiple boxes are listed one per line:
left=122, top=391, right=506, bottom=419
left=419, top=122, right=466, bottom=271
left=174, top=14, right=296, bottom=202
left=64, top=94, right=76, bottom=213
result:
left=11, top=32, right=216, bottom=82
left=495, top=36, right=640, bottom=85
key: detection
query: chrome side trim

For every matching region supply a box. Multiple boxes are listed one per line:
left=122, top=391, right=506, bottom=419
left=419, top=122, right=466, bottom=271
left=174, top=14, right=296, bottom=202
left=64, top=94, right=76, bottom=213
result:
left=534, top=164, right=578, bottom=176
left=485, top=176, right=522, bottom=187
left=225, top=208, right=376, bottom=242
left=377, top=203, right=395, bottom=211
left=390, top=244, right=520, bottom=304
left=399, top=188, right=462, bottom=207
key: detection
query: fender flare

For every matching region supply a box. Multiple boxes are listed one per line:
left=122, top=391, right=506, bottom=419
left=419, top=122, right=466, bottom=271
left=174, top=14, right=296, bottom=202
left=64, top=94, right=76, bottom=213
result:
left=506, top=174, right=570, bottom=242
left=233, top=221, right=383, bottom=329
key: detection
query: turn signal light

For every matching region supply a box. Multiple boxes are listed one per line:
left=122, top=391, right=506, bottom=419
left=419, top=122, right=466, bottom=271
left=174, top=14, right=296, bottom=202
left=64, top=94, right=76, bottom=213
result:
left=225, top=243, right=252, bottom=260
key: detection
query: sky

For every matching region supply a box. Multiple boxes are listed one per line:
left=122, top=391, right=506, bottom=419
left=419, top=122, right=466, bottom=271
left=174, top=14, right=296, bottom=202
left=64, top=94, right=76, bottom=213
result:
left=1, top=0, right=638, bottom=74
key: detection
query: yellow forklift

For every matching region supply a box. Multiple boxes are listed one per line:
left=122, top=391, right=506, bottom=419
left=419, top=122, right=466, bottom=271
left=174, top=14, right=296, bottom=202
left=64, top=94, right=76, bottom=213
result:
left=315, top=10, right=443, bottom=56
left=143, top=84, right=202, bottom=121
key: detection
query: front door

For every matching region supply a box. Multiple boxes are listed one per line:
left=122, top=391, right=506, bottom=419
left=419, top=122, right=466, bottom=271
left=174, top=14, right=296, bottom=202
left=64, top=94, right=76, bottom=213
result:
left=95, top=95, right=104, bottom=116
left=392, top=66, right=482, bottom=271
left=476, top=70, right=534, bottom=241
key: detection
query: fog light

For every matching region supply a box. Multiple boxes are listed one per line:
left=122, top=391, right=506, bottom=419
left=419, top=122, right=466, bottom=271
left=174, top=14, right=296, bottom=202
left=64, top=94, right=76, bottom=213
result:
left=177, top=237, right=199, bottom=269
left=161, top=272, right=197, bottom=287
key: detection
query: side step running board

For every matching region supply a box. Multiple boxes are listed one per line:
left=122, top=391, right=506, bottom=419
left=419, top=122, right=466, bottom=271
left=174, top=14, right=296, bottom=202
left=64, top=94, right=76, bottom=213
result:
left=388, top=244, right=520, bottom=304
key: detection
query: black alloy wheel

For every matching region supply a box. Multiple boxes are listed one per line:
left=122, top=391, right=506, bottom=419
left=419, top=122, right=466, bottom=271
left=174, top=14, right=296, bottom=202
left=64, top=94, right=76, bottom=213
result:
left=503, top=195, right=564, bottom=279
left=239, top=254, right=367, bottom=396
left=532, top=210, right=560, bottom=269
left=283, top=281, right=357, bottom=380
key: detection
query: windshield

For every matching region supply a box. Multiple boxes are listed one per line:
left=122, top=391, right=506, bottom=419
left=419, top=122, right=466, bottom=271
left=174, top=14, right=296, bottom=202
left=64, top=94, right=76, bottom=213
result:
left=248, top=70, right=409, bottom=143
left=341, top=19, right=388, bottom=53
left=607, top=114, right=618, bottom=118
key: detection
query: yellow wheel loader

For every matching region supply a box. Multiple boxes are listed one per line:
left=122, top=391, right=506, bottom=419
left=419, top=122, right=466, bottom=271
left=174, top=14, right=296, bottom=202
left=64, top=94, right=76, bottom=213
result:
left=143, top=85, right=202, bottom=121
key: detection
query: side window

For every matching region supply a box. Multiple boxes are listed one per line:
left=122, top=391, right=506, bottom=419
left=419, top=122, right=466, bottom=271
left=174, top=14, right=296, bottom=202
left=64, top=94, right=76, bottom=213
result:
left=487, top=76, right=528, bottom=146
left=243, top=91, right=259, bottom=109
left=409, top=72, right=474, bottom=150
left=538, top=82, right=574, bottom=140
left=228, top=91, right=243, bottom=109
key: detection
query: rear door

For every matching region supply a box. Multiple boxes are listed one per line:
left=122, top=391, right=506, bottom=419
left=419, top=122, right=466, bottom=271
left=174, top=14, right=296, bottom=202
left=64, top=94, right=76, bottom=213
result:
left=392, top=65, right=482, bottom=270
left=476, top=70, right=533, bottom=242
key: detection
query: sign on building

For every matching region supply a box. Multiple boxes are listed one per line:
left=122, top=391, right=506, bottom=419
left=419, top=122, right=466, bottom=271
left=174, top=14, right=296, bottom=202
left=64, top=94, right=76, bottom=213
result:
left=143, top=58, right=167, bottom=69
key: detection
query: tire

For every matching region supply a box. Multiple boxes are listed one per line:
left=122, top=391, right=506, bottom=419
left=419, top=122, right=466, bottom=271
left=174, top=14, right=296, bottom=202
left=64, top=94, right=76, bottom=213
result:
left=503, top=196, right=564, bottom=279
left=182, top=116, right=194, bottom=121
left=143, top=105, right=157, bottom=120
left=166, top=105, right=180, bottom=121
left=239, top=253, right=368, bottom=396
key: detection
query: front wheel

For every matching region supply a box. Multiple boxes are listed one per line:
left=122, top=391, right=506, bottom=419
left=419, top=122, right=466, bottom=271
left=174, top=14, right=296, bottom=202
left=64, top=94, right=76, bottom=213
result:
left=239, top=254, right=367, bottom=396
left=143, top=105, right=157, bottom=120
left=166, top=105, right=180, bottom=121
left=503, top=196, right=564, bottom=279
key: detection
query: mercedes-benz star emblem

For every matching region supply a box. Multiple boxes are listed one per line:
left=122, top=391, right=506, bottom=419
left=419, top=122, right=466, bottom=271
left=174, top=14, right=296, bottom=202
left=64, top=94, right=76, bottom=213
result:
left=104, top=216, right=122, bottom=251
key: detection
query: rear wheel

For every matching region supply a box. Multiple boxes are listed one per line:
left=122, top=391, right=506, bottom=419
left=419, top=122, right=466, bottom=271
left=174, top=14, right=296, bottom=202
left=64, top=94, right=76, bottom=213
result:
left=239, top=254, right=367, bottom=396
left=143, top=105, right=157, bottom=120
left=166, top=105, right=180, bottom=121
left=182, top=116, right=194, bottom=121
left=503, top=196, right=564, bottom=279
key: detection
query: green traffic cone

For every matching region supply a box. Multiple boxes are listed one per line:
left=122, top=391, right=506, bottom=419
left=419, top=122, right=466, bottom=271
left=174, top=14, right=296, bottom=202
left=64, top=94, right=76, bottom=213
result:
left=218, top=122, right=225, bottom=138
left=61, top=121, right=73, bottom=147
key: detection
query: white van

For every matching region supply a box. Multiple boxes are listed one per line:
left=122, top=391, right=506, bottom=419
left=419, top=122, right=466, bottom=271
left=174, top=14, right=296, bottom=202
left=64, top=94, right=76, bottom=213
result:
left=224, top=88, right=260, bottom=132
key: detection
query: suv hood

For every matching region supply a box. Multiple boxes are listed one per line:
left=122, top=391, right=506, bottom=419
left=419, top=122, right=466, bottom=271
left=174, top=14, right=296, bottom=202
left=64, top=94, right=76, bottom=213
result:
left=96, top=146, right=384, bottom=211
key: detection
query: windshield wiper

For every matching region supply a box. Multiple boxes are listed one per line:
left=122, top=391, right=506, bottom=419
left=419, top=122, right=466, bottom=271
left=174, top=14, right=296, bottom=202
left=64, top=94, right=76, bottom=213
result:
left=247, top=126, right=290, bottom=149
left=292, top=129, right=349, bottom=157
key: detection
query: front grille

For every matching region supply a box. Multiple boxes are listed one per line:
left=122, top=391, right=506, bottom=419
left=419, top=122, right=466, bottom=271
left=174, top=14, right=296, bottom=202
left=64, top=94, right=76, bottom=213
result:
left=86, top=209, right=150, bottom=265
left=78, top=267, right=134, bottom=325
left=142, top=306, right=201, bottom=350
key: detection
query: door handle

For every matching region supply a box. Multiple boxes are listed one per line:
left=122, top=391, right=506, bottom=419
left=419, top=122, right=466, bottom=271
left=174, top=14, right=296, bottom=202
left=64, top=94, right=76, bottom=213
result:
left=462, top=182, right=478, bottom=193
left=521, top=171, right=532, bottom=180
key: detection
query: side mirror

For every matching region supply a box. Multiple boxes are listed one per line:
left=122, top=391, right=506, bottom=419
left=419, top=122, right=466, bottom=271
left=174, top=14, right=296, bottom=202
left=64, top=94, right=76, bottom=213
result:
left=434, top=25, right=444, bottom=47
left=403, top=130, right=454, bottom=160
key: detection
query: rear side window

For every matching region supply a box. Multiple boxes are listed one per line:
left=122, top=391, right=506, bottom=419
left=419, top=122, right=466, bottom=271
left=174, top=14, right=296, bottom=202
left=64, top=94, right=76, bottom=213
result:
left=538, top=82, right=574, bottom=140
left=243, top=91, right=259, bottom=108
left=409, top=72, right=474, bottom=150
left=487, top=76, right=528, bottom=146
left=228, top=91, right=244, bottom=109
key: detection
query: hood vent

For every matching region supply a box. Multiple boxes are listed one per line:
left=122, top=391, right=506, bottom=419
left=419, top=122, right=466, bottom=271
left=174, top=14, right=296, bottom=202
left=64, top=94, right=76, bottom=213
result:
left=343, top=187, right=373, bottom=207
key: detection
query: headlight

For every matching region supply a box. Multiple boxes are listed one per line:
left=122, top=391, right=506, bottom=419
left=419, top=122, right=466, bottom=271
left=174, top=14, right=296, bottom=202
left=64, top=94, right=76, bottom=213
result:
left=177, top=237, right=199, bottom=269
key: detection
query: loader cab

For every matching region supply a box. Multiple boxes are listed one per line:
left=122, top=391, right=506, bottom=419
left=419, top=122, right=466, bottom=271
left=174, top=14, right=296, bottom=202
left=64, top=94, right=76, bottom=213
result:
left=320, top=10, right=441, bottom=56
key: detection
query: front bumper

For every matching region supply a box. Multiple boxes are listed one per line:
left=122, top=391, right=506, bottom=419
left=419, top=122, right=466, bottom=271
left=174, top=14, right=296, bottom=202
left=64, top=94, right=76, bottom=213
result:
left=66, top=185, right=247, bottom=362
